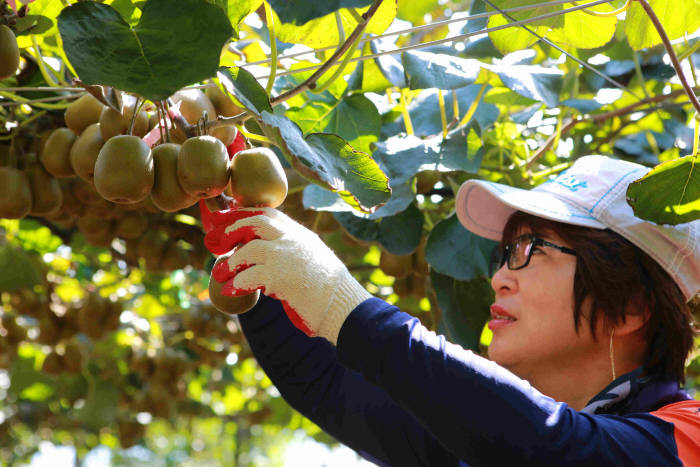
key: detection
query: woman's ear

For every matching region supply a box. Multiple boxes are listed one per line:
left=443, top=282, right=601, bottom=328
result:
left=613, top=300, right=651, bottom=337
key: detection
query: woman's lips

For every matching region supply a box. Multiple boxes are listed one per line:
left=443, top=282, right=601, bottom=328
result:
left=488, top=304, right=516, bottom=331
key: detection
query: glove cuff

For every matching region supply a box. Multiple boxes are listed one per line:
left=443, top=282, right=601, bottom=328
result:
left=318, top=271, right=372, bottom=345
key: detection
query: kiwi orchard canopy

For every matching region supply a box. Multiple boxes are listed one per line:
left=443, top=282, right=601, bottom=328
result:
left=0, top=0, right=699, bottom=462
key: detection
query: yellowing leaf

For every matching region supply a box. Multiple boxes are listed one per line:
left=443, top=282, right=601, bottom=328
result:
left=546, top=3, right=617, bottom=49
left=625, top=0, right=700, bottom=50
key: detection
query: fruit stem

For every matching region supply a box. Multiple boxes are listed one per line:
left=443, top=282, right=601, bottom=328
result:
left=264, top=2, right=278, bottom=96
left=127, top=96, right=141, bottom=136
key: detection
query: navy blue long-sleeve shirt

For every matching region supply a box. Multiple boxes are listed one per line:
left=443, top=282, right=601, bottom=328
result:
left=238, top=295, right=699, bottom=466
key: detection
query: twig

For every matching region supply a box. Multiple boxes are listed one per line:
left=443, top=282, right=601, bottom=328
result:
left=634, top=0, right=700, bottom=115
left=270, top=0, right=384, bottom=106
left=527, top=88, right=690, bottom=167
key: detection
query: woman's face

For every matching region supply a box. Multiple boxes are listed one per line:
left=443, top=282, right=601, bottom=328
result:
left=487, top=228, right=599, bottom=380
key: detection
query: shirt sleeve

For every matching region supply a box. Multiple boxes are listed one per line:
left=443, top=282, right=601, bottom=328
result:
left=237, top=295, right=459, bottom=466
left=337, top=298, right=687, bottom=466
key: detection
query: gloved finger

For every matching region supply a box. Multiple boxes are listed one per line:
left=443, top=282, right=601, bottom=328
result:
left=212, top=239, right=268, bottom=283
left=204, top=210, right=269, bottom=254
left=205, top=209, right=291, bottom=255
left=222, top=264, right=267, bottom=297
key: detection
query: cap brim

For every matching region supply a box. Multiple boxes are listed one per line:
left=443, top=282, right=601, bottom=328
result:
left=455, top=180, right=606, bottom=241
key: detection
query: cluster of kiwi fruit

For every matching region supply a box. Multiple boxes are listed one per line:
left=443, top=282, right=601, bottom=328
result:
left=380, top=237, right=430, bottom=300
left=0, top=5, right=20, bottom=81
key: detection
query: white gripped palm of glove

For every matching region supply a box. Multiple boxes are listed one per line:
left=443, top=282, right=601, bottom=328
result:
left=207, top=208, right=372, bottom=344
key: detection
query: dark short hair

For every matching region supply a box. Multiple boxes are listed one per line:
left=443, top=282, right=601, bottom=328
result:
left=501, top=211, right=697, bottom=383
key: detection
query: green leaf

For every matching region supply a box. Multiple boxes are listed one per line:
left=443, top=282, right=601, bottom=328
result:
left=625, top=0, right=700, bottom=51
left=485, top=63, right=563, bottom=107
left=267, top=0, right=372, bottom=26
left=286, top=94, right=381, bottom=155
left=431, top=272, right=493, bottom=352
left=0, top=245, right=41, bottom=292
left=545, top=2, right=617, bottom=49
left=333, top=203, right=424, bottom=254
left=20, top=382, right=54, bottom=401
left=487, top=0, right=560, bottom=55
left=402, top=50, right=482, bottom=90
left=397, top=0, right=438, bottom=24
left=77, top=380, right=120, bottom=431
left=58, top=0, right=233, bottom=101
left=261, top=111, right=390, bottom=213
left=425, top=214, right=496, bottom=281
left=217, top=67, right=272, bottom=116
left=13, top=15, right=53, bottom=36
left=227, top=0, right=263, bottom=38
left=626, top=155, right=700, bottom=225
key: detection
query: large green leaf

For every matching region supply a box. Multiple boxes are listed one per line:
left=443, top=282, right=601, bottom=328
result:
left=58, top=0, right=233, bottom=101
left=397, top=0, right=439, bottom=24
left=77, top=380, right=120, bottom=431
left=227, top=0, right=263, bottom=38
left=286, top=94, right=381, bottom=155
left=0, top=245, right=41, bottom=292
left=485, top=63, right=563, bottom=108
left=217, top=67, right=272, bottom=116
left=431, top=272, right=493, bottom=352
left=487, top=0, right=560, bottom=55
left=260, top=111, right=390, bottom=213
left=626, top=155, right=700, bottom=225
left=625, top=0, right=700, bottom=51
left=273, top=0, right=393, bottom=47
left=333, top=203, right=424, bottom=254
left=425, top=214, right=496, bottom=281
left=545, top=2, right=617, bottom=49
left=268, top=0, right=372, bottom=26
left=402, top=50, right=482, bottom=90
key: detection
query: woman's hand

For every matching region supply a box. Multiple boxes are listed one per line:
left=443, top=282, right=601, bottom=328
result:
left=204, top=207, right=371, bottom=344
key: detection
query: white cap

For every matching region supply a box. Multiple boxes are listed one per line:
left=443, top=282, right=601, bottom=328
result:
left=455, top=155, right=700, bottom=301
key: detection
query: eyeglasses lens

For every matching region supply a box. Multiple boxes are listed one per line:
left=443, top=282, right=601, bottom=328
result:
left=510, top=236, right=532, bottom=270
left=489, top=245, right=505, bottom=276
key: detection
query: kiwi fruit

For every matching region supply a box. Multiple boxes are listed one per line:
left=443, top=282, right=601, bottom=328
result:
left=71, top=178, right=102, bottom=206
left=150, top=143, right=198, bottom=212
left=210, top=124, right=237, bottom=146
left=172, top=89, right=216, bottom=124
left=24, top=164, right=63, bottom=216
left=115, top=212, right=148, bottom=239
left=380, top=250, right=413, bottom=279
left=99, top=95, right=149, bottom=140
left=64, top=94, right=105, bottom=135
left=208, top=252, right=260, bottom=315
left=0, top=25, right=19, bottom=80
left=0, top=167, right=32, bottom=219
left=69, top=123, right=105, bottom=183
left=229, top=147, right=288, bottom=208
left=77, top=215, right=111, bottom=238
left=177, top=136, right=229, bottom=199
left=40, top=128, right=76, bottom=177
left=160, top=241, right=190, bottom=271
left=94, top=135, right=154, bottom=204
left=205, top=84, right=244, bottom=117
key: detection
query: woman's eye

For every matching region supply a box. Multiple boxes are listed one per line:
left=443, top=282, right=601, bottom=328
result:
left=532, top=247, right=544, bottom=254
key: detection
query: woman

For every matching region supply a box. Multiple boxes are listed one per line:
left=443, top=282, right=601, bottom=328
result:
left=206, top=155, right=699, bottom=465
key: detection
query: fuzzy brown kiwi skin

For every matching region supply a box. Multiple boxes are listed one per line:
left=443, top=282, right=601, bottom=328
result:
left=64, top=94, right=105, bottom=135
left=0, top=25, right=20, bottom=80
left=94, top=135, right=154, bottom=204
left=209, top=253, right=260, bottom=315
left=69, top=123, right=105, bottom=183
left=172, top=89, right=216, bottom=125
left=0, top=167, right=32, bottom=219
left=24, top=164, right=63, bottom=217
left=99, top=105, right=149, bottom=140
left=150, top=143, right=198, bottom=212
left=229, top=147, right=288, bottom=208
left=41, top=127, right=77, bottom=178
left=205, top=84, right=244, bottom=117
left=177, top=136, right=230, bottom=199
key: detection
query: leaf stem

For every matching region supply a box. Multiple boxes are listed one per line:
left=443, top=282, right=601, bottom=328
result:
left=438, top=89, right=447, bottom=138
left=458, top=83, right=487, bottom=127
left=312, top=28, right=364, bottom=94
left=348, top=8, right=364, bottom=24
left=335, top=11, right=346, bottom=44
left=399, top=88, right=414, bottom=135
left=634, top=0, right=700, bottom=115
left=30, top=35, right=62, bottom=87
left=579, top=0, right=631, bottom=17
left=238, top=127, right=272, bottom=144
left=0, top=91, right=74, bottom=109
left=692, top=115, right=699, bottom=157
left=264, top=2, right=278, bottom=96
left=679, top=40, right=700, bottom=62
left=270, top=0, right=384, bottom=106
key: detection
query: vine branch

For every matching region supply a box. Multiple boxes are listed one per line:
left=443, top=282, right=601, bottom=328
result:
left=270, top=0, right=384, bottom=106
left=634, top=0, right=700, bottom=115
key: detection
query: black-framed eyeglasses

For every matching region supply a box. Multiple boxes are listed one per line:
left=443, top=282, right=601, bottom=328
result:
left=489, top=234, right=577, bottom=276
